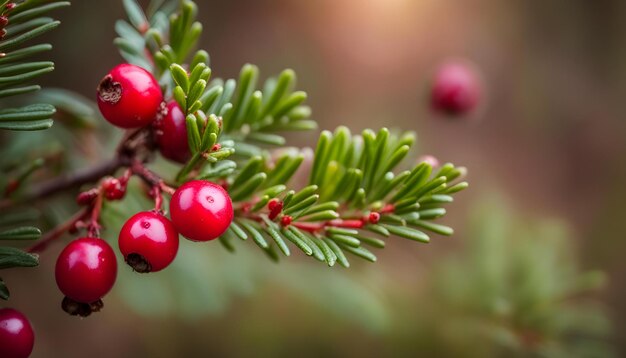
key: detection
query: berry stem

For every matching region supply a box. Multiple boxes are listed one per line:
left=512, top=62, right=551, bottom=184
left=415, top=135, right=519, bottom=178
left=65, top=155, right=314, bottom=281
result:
left=0, top=156, right=128, bottom=209
left=0, top=126, right=151, bottom=210
left=130, top=161, right=176, bottom=195
left=152, top=185, right=163, bottom=212
left=27, top=208, right=90, bottom=254
left=87, top=191, right=104, bottom=237
left=239, top=200, right=392, bottom=235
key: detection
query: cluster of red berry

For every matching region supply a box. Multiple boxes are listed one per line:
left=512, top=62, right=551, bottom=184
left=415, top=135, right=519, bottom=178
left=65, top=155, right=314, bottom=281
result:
left=53, top=64, right=234, bottom=317
left=0, top=57, right=480, bottom=355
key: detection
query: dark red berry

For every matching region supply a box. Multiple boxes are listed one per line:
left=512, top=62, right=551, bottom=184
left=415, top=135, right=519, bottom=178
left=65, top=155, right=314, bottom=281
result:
left=154, top=101, right=190, bottom=163
left=0, top=308, right=34, bottom=358
left=55, top=238, right=117, bottom=304
left=97, top=64, right=163, bottom=128
left=368, top=212, right=380, bottom=224
left=119, top=211, right=179, bottom=273
left=101, top=177, right=125, bottom=200
left=169, top=180, right=233, bottom=242
left=280, top=215, right=292, bottom=226
left=0, top=16, right=9, bottom=28
left=430, top=60, right=481, bottom=116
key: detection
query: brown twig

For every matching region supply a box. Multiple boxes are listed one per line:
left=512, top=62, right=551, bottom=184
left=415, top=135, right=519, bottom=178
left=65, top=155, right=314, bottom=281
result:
left=0, top=127, right=152, bottom=210
left=0, top=156, right=127, bottom=210
left=130, top=161, right=176, bottom=195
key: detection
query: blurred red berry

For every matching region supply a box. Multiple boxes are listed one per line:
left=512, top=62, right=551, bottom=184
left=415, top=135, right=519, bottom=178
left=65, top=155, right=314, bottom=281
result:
left=430, top=60, right=481, bottom=116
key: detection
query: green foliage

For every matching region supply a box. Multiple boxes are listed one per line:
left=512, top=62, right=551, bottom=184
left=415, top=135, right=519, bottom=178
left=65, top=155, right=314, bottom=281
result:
left=0, top=0, right=68, bottom=131
left=0, top=208, right=42, bottom=299
left=116, top=0, right=315, bottom=158
left=111, top=0, right=468, bottom=267
left=209, top=128, right=467, bottom=267
left=0, top=0, right=69, bottom=300
left=405, top=197, right=613, bottom=357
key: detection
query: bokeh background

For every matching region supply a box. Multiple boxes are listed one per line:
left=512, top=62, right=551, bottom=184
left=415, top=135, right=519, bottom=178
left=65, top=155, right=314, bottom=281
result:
left=3, top=0, right=626, bottom=356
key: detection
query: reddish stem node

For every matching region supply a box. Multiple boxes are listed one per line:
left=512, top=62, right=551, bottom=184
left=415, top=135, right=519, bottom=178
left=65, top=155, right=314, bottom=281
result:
left=280, top=215, right=293, bottom=227
left=380, top=204, right=395, bottom=214
left=267, top=199, right=283, bottom=220
left=328, top=219, right=364, bottom=229
left=291, top=221, right=322, bottom=232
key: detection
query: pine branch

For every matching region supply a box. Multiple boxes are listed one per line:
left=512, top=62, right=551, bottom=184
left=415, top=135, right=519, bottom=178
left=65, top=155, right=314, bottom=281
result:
left=108, top=0, right=470, bottom=266
left=1, top=0, right=469, bottom=280
left=0, top=0, right=69, bottom=131
left=0, top=0, right=69, bottom=300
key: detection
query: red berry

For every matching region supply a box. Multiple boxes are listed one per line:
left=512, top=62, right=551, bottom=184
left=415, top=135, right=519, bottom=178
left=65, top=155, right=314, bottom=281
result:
left=102, top=177, right=125, bottom=200
left=55, top=238, right=117, bottom=304
left=0, top=308, right=34, bottom=358
left=430, top=60, right=481, bottom=116
left=169, top=180, right=233, bottom=242
left=154, top=101, right=190, bottom=163
left=97, top=64, right=163, bottom=128
left=118, top=211, right=179, bottom=273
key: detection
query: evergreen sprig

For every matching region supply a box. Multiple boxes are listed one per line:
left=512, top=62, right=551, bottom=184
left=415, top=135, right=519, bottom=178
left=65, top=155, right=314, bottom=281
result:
left=0, top=0, right=68, bottom=131
left=0, top=0, right=68, bottom=300
left=112, top=0, right=468, bottom=266
left=116, top=0, right=315, bottom=157
left=215, top=129, right=467, bottom=267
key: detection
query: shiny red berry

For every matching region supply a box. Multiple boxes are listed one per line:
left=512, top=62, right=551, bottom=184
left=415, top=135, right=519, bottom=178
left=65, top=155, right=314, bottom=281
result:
left=102, top=177, right=125, bottom=200
left=55, top=238, right=117, bottom=304
left=430, top=60, right=481, bottom=116
left=169, top=180, right=233, bottom=242
left=154, top=100, right=190, bottom=163
left=119, top=211, right=179, bottom=273
left=0, top=308, right=34, bottom=358
left=97, top=64, right=163, bottom=128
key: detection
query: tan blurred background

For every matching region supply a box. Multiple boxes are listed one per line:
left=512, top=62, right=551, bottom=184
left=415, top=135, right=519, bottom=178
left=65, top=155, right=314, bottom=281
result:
left=5, top=0, right=626, bottom=356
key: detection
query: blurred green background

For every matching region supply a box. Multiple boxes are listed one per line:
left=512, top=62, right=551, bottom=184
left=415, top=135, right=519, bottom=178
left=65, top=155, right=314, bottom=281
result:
left=4, top=0, right=626, bottom=356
